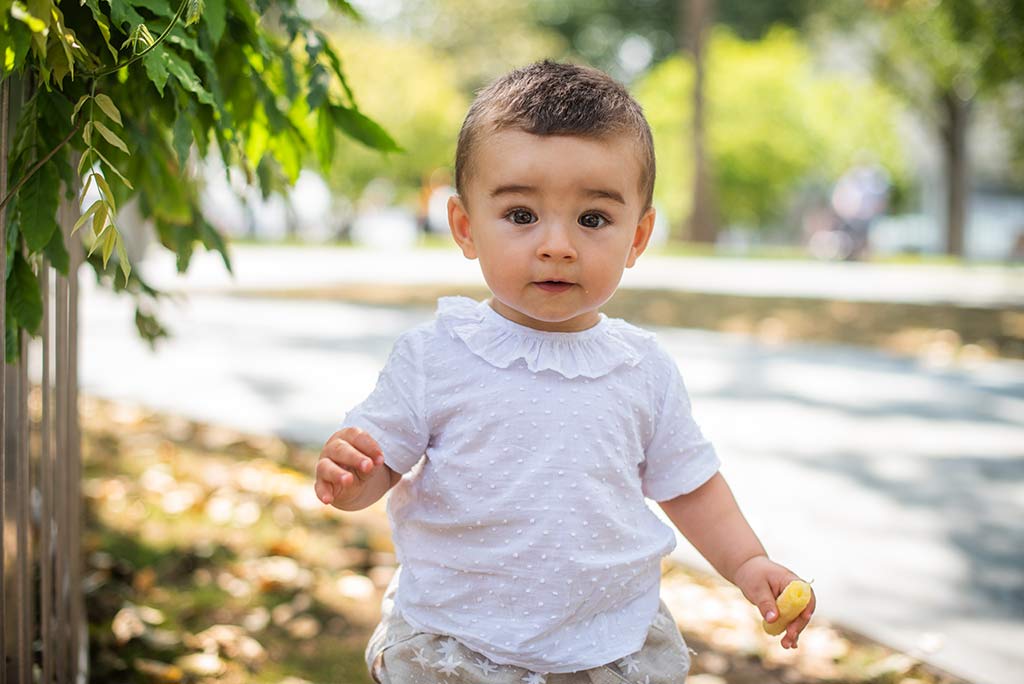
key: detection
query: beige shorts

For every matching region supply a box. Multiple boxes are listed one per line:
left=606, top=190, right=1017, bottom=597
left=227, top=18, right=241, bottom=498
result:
left=365, top=569, right=691, bottom=684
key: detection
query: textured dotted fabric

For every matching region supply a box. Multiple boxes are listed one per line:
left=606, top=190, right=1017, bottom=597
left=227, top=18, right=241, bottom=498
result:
left=365, top=566, right=692, bottom=683
left=343, top=297, right=720, bottom=673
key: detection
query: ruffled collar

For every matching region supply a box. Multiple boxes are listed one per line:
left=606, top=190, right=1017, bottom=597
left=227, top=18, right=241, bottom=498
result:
left=435, top=296, right=654, bottom=379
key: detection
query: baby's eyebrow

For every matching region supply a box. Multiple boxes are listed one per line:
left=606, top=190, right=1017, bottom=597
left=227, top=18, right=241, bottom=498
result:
left=584, top=188, right=626, bottom=205
left=489, top=184, right=626, bottom=205
left=489, top=184, right=536, bottom=198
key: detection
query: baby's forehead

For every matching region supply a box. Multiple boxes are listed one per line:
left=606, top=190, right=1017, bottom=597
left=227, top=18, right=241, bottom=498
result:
left=469, top=125, right=647, bottom=187
left=476, top=123, right=635, bottom=154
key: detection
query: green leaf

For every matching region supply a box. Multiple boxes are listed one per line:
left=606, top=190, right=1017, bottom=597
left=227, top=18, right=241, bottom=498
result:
left=17, top=160, right=60, bottom=252
left=204, top=0, right=226, bottom=44
left=116, top=232, right=131, bottom=284
left=83, top=0, right=118, bottom=60
left=320, top=38, right=356, bottom=108
left=172, top=105, right=194, bottom=172
left=198, top=218, right=232, bottom=274
left=315, top=106, right=335, bottom=176
left=93, top=94, right=123, bottom=126
left=82, top=121, right=93, bottom=146
left=7, top=251, right=42, bottom=335
left=92, top=120, right=130, bottom=154
left=102, top=226, right=117, bottom=267
left=10, top=1, right=46, bottom=33
left=43, top=221, right=70, bottom=275
left=92, top=204, right=108, bottom=241
left=330, top=105, right=402, bottom=153
left=94, top=173, right=117, bottom=212
left=3, top=22, right=32, bottom=76
left=131, top=0, right=173, bottom=16
left=160, top=47, right=216, bottom=106
left=306, top=63, right=330, bottom=111
left=327, top=0, right=361, bottom=20
left=108, top=2, right=146, bottom=31
left=79, top=171, right=95, bottom=202
left=73, top=200, right=104, bottom=236
left=186, top=0, right=205, bottom=26
left=50, top=8, right=77, bottom=83
left=124, top=23, right=156, bottom=53
left=93, top=148, right=135, bottom=189
left=72, top=94, right=91, bottom=124
left=78, top=149, right=94, bottom=177
left=143, top=48, right=171, bottom=95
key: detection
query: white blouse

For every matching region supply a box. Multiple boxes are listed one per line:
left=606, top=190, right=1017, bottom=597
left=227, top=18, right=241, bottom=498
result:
left=343, top=296, right=720, bottom=673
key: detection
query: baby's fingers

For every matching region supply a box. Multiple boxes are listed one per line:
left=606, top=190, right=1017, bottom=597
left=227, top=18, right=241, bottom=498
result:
left=344, top=428, right=383, bottom=465
left=781, top=596, right=816, bottom=649
left=324, top=436, right=379, bottom=475
left=315, top=458, right=355, bottom=505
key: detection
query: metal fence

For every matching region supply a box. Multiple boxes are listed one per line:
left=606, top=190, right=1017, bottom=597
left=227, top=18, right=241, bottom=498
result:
left=1, top=76, right=87, bottom=683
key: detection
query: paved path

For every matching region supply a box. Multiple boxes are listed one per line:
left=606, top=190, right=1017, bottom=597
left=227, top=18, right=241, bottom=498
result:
left=68, top=246, right=1024, bottom=684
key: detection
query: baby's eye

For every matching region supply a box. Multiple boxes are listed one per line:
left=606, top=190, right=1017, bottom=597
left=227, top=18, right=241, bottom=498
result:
left=507, top=209, right=536, bottom=225
left=579, top=212, right=609, bottom=229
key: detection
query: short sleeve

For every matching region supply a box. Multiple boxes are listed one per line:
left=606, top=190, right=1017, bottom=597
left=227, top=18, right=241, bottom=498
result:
left=342, top=330, right=429, bottom=475
left=640, top=351, right=720, bottom=501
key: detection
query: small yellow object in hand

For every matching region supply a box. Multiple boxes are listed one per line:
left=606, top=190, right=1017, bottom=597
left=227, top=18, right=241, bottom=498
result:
left=763, top=580, right=812, bottom=636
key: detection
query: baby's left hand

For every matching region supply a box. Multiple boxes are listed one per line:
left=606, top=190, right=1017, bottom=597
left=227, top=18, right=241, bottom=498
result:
left=732, top=555, right=815, bottom=649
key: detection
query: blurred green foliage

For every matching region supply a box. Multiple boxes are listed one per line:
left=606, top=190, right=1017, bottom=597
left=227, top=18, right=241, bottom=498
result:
left=0, top=0, right=396, bottom=358
left=635, top=27, right=910, bottom=231
left=322, top=30, right=468, bottom=207
left=824, top=0, right=1024, bottom=187
left=531, top=0, right=815, bottom=79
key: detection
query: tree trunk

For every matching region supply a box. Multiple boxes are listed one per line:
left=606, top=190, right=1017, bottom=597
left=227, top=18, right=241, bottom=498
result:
left=683, top=0, right=717, bottom=244
left=939, top=90, right=970, bottom=257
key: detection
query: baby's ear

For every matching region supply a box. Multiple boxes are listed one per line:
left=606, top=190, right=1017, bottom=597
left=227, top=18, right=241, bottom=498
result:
left=448, top=196, right=477, bottom=259
left=626, top=207, right=656, bottom=268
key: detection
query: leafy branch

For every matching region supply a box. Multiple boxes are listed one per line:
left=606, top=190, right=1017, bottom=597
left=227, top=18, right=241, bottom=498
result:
left=1, top=0, right=395, bottom=362
left=71, top=85, right=132, bottom=284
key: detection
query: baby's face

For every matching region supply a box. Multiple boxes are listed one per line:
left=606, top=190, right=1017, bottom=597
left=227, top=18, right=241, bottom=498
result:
left=448, top=129, right=654, bottom=332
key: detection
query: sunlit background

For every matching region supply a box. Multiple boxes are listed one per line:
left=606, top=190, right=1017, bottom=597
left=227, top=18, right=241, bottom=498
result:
left=59, top=1, right=1024, bottom=683
left=99, top=0, right=1023, bottom=263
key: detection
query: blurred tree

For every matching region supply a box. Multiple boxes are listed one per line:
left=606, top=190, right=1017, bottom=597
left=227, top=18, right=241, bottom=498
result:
left=321, top=30, right=467, bottom=208
left=531, top=0, right=815, bottom=242
left=1, top=0, right=396, bottom=358
left=362, top=0, right=567, bottom=93
left=823, top=0, right=1024, bottom=256
left=530, top=0, right=813, bottom=78
left=684, top=0, right=716, bottom=243
left=636, top=27, right=909, bottom=232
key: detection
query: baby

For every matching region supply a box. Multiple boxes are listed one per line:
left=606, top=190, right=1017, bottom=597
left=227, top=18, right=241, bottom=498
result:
left=314, top=61, right=814, bottom=684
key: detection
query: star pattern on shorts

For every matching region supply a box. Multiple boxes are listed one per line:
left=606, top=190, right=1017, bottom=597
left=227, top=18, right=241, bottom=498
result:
left=521, top=672, right=546, bottom=684
left=411, top=647, right=433, bottom=669
left=437, top=637, right=461, bottom=658
left=433, top=652, right=462, bottom=676
left=474, top=656, right=499, bottom=675
left=617, top=654, right=640, bottom=674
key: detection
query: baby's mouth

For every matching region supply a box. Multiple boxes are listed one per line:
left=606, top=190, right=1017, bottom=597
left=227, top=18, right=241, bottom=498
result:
left=534, top=280, right=574, bottom=292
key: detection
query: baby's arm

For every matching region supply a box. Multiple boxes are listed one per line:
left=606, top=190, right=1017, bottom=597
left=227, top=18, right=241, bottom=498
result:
left=315, top=427, right=402, bottom=511
left=658, top=472, right=815, bottom=649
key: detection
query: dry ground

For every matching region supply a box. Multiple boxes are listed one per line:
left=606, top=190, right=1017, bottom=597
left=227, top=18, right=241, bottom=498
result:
left=80, top=397, right=968, bottom=684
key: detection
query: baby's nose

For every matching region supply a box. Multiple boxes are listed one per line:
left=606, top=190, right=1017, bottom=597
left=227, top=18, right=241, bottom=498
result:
left=537, top=226, right=577, bottom=260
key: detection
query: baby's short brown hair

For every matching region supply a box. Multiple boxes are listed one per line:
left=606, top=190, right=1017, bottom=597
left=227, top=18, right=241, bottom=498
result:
left=455, top=61, right=656, bottom=211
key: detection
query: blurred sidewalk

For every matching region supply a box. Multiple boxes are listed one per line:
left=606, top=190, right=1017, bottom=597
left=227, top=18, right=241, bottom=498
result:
left=76, top=243, right=1024, bottom=684
left=134, top=243, right=1023, bottom=308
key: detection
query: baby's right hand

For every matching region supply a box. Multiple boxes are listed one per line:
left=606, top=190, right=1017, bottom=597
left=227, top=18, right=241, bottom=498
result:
left=315, top=427, right=384, bottom=507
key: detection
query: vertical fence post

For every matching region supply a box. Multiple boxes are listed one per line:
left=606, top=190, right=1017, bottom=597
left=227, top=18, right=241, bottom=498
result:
left=0, top=74, right=9, bottom=684
left=1, top=71, right=86, bottom=684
